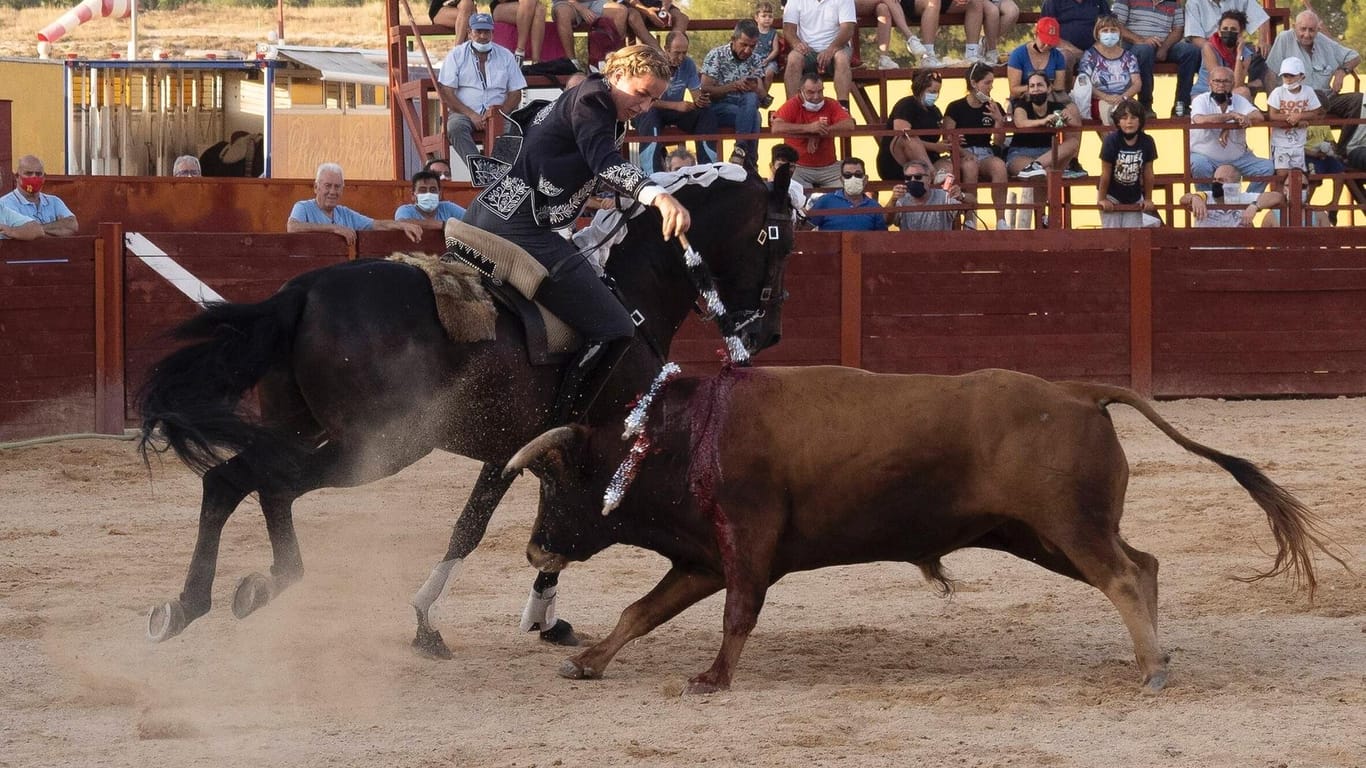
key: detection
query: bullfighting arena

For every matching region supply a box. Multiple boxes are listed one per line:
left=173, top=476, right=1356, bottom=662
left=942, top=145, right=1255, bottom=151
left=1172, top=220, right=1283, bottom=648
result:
left=2, top=396, right=1363, bottom=767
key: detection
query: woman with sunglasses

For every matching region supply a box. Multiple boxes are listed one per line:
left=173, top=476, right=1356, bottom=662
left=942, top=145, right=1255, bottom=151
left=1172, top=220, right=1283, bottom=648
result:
left=876, top=69, right=953, bottom=182
left=941, top=62, right=1010, bottom=230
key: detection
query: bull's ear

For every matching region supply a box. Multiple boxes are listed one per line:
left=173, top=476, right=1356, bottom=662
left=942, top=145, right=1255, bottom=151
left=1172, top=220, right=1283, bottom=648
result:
left=502, top=425, right=585, bottom=480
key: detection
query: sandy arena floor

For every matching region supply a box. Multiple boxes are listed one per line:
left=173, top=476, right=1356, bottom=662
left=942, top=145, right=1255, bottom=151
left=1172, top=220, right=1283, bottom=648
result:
left=1, top=396, right=1363, bottom=767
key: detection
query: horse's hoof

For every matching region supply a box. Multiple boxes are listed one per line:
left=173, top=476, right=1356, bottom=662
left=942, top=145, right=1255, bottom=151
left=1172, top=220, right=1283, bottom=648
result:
left=411, top=628, right=453, bottom=660
left=684, top=676, right=729, bottom=695
left=231, top=572, right=273, bottom=619
left=147, top=600, right=187, bottom=643
left=1143, top=668, right=1169, bottom=693
left=558, top=658, right=600, bottom=680
left=538, top=619, right=580, bottom=647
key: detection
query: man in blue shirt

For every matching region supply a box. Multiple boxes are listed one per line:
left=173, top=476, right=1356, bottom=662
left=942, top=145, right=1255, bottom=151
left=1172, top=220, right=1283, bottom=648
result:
left=635, top=31, right=719, bottom=173
left=395, top=170, right=467, bottom=229
left=288, top=162, right=423, bottom=246
left=0, top=205, right=43, bottom=240
left=807, top=157, right=888, bottom=231
left=1, top=155, right=78, bottom=236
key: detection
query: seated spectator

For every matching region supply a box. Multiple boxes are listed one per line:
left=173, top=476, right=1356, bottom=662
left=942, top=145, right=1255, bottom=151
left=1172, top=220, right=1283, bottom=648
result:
left=635, top=31, right=718, bottom=173
left=876, top=69, right=951, bottom=182
left=1097, top=99, right=1161, bottom=228
left=701, top=21, right=766, bottom=162
left=852, top=0, right=920, bottom=71
left=886, top=159, right=974, bottom=230
left=941, top=63, right=1010, bottom=229
left=552, top=0, right=631, bottom=67
left=769, top=143, right=809, bottom=216
left=1, top=155, right=77, bottom=236
left=1191, top=10, right=1265, bottom=100
left=1079, top=15, right=1142, bottom=125
left=492, top=0, right=549, bottom=64
left=666, top=147, right=697, bottom=171
left=1304, top=124, right=1347, bottom=225
left=439, top=13, right=526, bottom=174
left=289, top=163, right=423, bottom=246
left=395, top=170, right=467, bottom=229
left=806, top=157, right=888, bottom=231
left=1007, top=17, right=1068, bottom=100
left=1178, top=164, right=1284, bottom=227
left=0, top=205, right=43, bottom=241
left=1114, top=0, right=1200, bottom=118
left=771, top=74, right=856, bottom=189
left=172, top=155, right=202, bottom=177
left=1040, top=0, right=1109, bottom=74
left=620, top=0, right=688, bottom=51
left=900, top=0, right=987, bottom=69
left=1189, top=66, right=1274, bottom=192
left=1341, top=114, right=1366, bottom=211
left=1266, top=57, right=1324, bottom=176
left=782, top=0, right=855, bottom=105
left=1265, top=11, right=1363, bottom=157
left=424, top=158, right=454, bottom=180
left=1009, top=70, right=1084, bottom=179
left=981, top=0, right=1021, bottom=66
left=430, top=0, right=474, bottom=39
left=1186, top=0, right=1271, bottom=86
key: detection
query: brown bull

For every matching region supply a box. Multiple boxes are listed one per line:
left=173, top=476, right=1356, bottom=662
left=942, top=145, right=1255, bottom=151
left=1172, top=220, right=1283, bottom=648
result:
left=505, top=367, right=1343, bottom=694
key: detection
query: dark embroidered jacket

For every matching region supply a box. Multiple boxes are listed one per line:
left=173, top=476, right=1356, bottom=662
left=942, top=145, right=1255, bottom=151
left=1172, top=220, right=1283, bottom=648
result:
left=473, top=75, right=658, bottom=228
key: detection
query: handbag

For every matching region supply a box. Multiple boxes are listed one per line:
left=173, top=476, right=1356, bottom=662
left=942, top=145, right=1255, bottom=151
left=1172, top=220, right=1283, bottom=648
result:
left=1070, top=73, right=1093, bottom=121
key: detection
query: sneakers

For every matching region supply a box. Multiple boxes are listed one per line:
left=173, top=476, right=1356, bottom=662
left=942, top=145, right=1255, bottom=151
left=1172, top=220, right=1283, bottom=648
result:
left=1171, top=101, right=1188, bottom=118
left=964, top=43, right=980, bottom=63
left=906, top=34, right=927, bottom=57
left=996, top=219, right=1012, bottom=231
left=1062, top=167, right=1089, bottom=179
left=1017, top=161, right=1047, bottom=179
left=921, top=53, right=946, bottom=68
left=981, top=48, right=999, bottom=65
left=877, top=54, right=898, bottom=70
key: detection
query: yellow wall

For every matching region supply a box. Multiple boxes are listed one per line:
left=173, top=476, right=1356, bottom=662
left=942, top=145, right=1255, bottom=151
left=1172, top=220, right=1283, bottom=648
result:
left=0, top=60, right=70, bottom=170
left=272, top=110, right=392, bottom=179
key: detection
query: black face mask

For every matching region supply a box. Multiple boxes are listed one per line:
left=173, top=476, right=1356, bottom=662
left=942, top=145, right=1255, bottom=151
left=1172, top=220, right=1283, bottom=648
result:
left=1218, top=31, right=1239, bottom=47
left=1211, top=90, right=1231, bottom=105
left=1121, top=128, right=1140, bottom=140
left=1029, top=92, right=1048, bottom=105
left=906, top=180, right=927, bottom=198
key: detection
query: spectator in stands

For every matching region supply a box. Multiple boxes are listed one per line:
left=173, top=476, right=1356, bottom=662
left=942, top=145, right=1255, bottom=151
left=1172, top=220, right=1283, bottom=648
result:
left=701, top=21, right=766, bottom=163
left=772, top=74, right=857, bottom=189
left=0, top=206, right=43, bottom=241
left=782, top=0, right=855, bottom=106
left=666, top=147, right=697, bottom=171
left=1079, top=15, right=1141, bottom=125
left=1, top=156, right=77, bottom=237
left=876, top=69, right=951, bottom=182
left=395, top=170, right=467, bottom=229
left=425, top=158, right=454, bottom=180
left=941, top=63, right=1010, bottom=229
left=288, top=162, right=423, bottom=246
left=618, top=0, right=689, bottom=52
left=1177, top=164, right=1284, bottom=227
left=752, top=2, right=781, bottom=107
left=172, top=155, right=202, bottom=177
left=439, top=13, right=527, bottom=174
left=1342, top=116, right=1366, bottom=206
left=1266, top=57, right=1323, bottom=176
left=1112, top=0, right=1198, bottom=119
left=980, top=0, right=1021, bottom=66
left=1265, top=11, right=1363, bottom=151
left=1303, top=123, right=1347, bottom=225
left=1009, top=70, right=1085, bottom=179
left=1189, top=66, right=1274, bottom=192
left=807, top=157, right=888, bottom=231
left=852, top=0, right=922, bottom=71
left=552, top=0, right=632, bottom=67
left=1097, top=99, right=1161, bottom=228
left=1007, top=17, right=1068, bottom=99
left=1040, top=0, right=1110, bottom=74
left=429, top=0, right=475, bottom=45
left=887, top=159, right=974, bottom=230
left=1191, top=10, right=1265, bottom=100
left=901, top=0, right=987, bottom=69
left=634, top=31, right=718, bottom=173
left=769, top=143, right=810, bottom=215
left=491, top=0, right=549, bottom=64
left=1185, top=0, right=1271, bottom=79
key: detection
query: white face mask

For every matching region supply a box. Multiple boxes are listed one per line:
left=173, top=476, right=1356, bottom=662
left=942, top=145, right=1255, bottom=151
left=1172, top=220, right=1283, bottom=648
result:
left=842, top=177, right=865, bottom=196
left=1099, top=31, right=1120, bottom=47
left=802, top=99, right=824, bottom=112
left=416, top=192, right=440, bottom=212
left=1223, top=182, right=1243, bottom=200
left=471, top=40, right=493, bottom=53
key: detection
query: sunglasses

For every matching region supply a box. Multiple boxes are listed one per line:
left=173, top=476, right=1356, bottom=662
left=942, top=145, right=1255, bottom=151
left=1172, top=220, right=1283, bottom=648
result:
left=841, top=171, right=866, bottom=179
left=903, top=173, right=926, bottom=181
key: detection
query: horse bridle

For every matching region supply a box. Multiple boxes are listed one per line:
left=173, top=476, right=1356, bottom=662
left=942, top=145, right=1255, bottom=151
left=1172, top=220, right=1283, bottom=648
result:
left=685, top=207, right=792, bottom=360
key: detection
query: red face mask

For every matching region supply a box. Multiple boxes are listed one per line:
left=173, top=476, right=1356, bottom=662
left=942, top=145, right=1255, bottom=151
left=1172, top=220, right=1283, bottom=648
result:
left=19, top=174, right=44, bottom=195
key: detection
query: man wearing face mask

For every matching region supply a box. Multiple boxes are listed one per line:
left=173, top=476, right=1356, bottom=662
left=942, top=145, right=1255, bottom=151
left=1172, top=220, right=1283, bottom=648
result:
left=1178, top=164, right=1283, bottom=227
left=771, top=74, right=856, bottom=189
left=806, top=157, right=887, bottom=231
left=1, top=155, right=77, bottom=237
left=887, top=160, right=973, bottom=231
left=395, top=171, right=467, bottom=229
left=438, top=13, right=527, bottom=177
left=1188, top=66, right=1274, bottom=192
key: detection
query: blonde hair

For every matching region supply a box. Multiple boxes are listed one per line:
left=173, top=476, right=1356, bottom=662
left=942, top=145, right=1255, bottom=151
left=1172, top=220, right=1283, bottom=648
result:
left=601, top=44, right=671, bottom=82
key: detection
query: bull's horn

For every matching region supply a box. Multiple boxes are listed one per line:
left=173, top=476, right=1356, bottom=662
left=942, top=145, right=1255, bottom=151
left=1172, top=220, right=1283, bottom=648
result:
left=502, top=426, right=581, bottom=478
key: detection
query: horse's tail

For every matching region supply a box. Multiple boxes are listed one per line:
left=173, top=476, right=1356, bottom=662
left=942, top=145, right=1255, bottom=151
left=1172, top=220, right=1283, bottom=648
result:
left=1061, top=381, right=1349, bottom=598
left=137, top=283, right=309, bottom=475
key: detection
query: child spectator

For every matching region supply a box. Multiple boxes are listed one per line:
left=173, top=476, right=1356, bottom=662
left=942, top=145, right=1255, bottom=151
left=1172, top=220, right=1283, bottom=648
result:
left=1266, top=57, right=1323, bottom=175
left=752, top=1, right=780, bottom=107
left=1097, top=99, right=1162, bottom=227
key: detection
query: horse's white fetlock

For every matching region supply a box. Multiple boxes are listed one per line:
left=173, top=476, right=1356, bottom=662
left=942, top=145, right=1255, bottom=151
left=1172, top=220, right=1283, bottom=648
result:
left=410, top=558, right=464, bottom=613
left=520, top=585, right=557, bottom=632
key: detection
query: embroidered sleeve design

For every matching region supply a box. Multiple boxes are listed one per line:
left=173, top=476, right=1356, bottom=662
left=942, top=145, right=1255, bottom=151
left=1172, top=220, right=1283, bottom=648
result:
left=531, top=101, right=555, bottom=126
left=537, top=176, right=565, bottom=196
left=597, top=163, right=649, bottom=196
left=479, top=174, right=532, bottom=220
left=539, top=178, right=597, bottom=227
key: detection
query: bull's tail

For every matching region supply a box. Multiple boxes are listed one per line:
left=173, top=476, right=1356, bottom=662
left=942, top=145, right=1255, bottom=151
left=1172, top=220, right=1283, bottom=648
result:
left=137, top=283, right=310, bottom=476
left=1062, top=382, right=1348, bottom=597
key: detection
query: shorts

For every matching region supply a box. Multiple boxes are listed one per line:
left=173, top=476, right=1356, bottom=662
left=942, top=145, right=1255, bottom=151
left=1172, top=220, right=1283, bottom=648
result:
left=963, top=145, right=996, bottom=161
left=1006, top=145, right=1048, bottom=164
left=554, top=0, right=609, bottom=12
left=801, top=46, right=851, bottom=74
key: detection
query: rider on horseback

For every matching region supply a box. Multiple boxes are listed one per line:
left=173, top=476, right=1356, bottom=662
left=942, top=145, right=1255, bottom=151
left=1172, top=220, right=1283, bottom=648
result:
left=462, top=45, right=692, bottom=424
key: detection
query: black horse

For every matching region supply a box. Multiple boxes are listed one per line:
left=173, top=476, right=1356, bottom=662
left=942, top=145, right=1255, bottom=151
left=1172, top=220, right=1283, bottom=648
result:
left=138, top=165, right=796, bottom=658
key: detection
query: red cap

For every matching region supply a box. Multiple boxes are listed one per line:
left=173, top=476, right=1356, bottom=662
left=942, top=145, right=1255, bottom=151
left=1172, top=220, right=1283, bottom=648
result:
left=1036, top=16, right=1061, bottom=46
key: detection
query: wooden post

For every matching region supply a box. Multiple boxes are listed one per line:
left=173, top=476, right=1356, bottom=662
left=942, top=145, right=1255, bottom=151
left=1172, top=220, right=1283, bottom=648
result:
left=1128, top=228, right=1153, bottom=397
left=0, top=99, right=11, bottom=189
left=839, top=232, right=862, bottom=368
left=94, top=222, right=127, bottom=435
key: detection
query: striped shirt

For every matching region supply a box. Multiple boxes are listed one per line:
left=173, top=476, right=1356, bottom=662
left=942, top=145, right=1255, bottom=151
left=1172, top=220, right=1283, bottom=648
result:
left=1112, top=0, right=1183, bottom=40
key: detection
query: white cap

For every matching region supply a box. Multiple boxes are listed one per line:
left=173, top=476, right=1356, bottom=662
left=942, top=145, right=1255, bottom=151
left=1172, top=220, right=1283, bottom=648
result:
left=1279, top=57, right=1306, bottom=76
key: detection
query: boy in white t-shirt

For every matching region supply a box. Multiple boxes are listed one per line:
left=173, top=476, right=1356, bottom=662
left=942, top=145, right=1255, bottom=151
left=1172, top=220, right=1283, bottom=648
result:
left=1266, top=57, right=1324, bottom=173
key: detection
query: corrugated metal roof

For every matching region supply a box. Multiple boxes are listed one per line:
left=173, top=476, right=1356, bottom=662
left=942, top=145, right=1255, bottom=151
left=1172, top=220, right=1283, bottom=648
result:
left=276, top=47, right=388, bottom=86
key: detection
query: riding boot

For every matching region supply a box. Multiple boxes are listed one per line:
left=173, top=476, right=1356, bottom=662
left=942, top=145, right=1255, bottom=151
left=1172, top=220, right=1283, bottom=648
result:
left=552, top=337, right=632, bottom=424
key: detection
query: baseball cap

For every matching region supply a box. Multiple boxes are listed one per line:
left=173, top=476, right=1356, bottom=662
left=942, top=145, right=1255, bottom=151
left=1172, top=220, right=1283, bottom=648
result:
left=1035, top=16, right=1061, bottom=46
left=1278, top=56, right=1306, bottom=76
left=469, top=12, right=494, bottom=31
